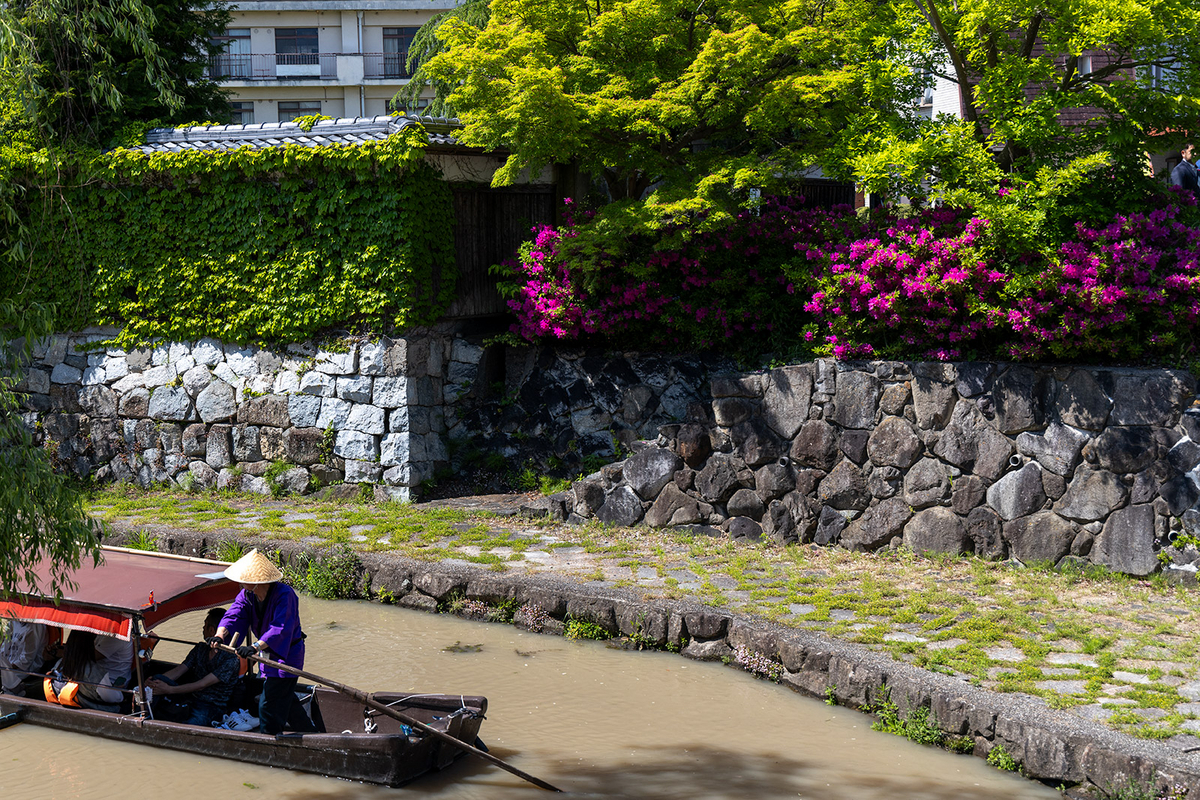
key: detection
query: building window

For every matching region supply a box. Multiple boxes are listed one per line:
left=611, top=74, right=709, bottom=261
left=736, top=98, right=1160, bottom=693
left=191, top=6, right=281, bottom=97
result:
left=276, top=28, right=319, bottom=66
left=1077, top=54, right=1092, bottom=76
left=387, top=97, right=428, bottom=114
left=383, top=27, right=418, bottom=78
left=229, top=102, right=254, bottom=125
left=278, top=100, right=322, bottom=123
left=210, top=28, right=251, bottom=78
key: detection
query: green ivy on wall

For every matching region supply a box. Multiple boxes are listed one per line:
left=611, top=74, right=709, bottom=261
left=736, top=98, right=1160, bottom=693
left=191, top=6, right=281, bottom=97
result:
left=5, top=124, right=456, bottom=346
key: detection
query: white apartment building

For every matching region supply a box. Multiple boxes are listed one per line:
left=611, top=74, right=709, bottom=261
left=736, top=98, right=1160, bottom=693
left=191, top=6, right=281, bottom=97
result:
left=211, top=1, right=456, bottom=123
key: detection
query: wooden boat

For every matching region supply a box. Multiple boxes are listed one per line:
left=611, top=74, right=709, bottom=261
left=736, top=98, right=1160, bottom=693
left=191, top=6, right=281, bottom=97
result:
left=0, top=547, right=487, bottom=787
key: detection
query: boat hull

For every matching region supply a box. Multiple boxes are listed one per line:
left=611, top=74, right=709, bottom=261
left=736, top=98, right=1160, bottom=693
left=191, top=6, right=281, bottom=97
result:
left=0, top=689, right=486, bottom=787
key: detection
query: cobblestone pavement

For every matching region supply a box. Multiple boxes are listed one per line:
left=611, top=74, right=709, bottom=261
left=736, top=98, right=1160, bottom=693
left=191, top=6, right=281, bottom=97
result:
left=91, top=488, right=1200, bottom=753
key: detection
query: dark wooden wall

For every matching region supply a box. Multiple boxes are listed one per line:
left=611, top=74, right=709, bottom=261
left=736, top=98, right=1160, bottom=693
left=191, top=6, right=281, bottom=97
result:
left=444, top=184, right=556, bottom=320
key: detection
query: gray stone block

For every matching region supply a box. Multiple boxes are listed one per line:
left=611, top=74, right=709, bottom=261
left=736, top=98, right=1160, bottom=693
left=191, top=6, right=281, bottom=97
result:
left=287, top=394, right=321, bottom=428
left=337, top=375, right=374, bottom=403
left=832, top=370, right=880, bottom=429
left=196, top=380, right=236, bottom=423
left=695, top=454, right=749, bottom=502
left=344, top=459, right=383, bottom=484
left=817, top=459, right=869, bottom=511
left=148, top=386, right=194, bottom=422
left=986, top=462, right=1046, bottom=520
left=992, top=366, right=1044, bottom=434
left=1110, top=373, right=1192, bottom=426
left=904, top=457, right=951, bottom=509
left=232, top=425, right=262, bottom=462
left=335, top=430, right=378, bottom=462
left=1056, top=369, right=1111, bottom=430
left=624, top=448, right=683, bottom=500
left=1055, top=466, right=1129, bottom=523
left=1083, top=426, right=1157, bottom=473
left=206, top=425, right=233, bottom=469
left=316, top=398, right=351, bottom=430
left=727, top=488, right=765, bottom=521
left=842, top=497, right=911, bottom=551
left=380, top=433, right=409, bottom=466
left=50, top=363, right=81, bottom=384
left=239, top=395, right=290, bottom=428
left=1002, top=511, right=1074, bottom=564
left=904, top=506, right=970, bottom=555
left=761, top=365, right=812, bottom=439
left=192, top=338, right=224, bottom=366
left=790, top=419, right=839, bottom=470
left=596, top=486, right=644, bottom=527
left=1016, top=422, right=1090, bottom=476
left=1093, top=504, right=1158, bottom=575
left=867, top=415, right=922, bottom=468
left=299, top=371, right=335, bottom=397
left=283, top=427, right=325, bottom=465
left=345, top=404, right=386, bottom=435
left=645, top=483, right=699, bottom=528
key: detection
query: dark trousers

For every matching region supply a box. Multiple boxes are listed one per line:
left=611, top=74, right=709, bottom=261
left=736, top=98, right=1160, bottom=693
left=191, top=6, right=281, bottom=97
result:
left=259, top=675, right=317, bottom=735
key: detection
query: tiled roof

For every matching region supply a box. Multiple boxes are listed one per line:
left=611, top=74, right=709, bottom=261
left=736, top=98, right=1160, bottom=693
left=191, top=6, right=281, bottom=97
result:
left=132, top=115, right=462, bottom=154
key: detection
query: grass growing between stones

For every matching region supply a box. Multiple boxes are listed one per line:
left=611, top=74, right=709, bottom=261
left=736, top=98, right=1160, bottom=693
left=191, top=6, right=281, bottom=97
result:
left=87, top=484, right=1200, bottom=743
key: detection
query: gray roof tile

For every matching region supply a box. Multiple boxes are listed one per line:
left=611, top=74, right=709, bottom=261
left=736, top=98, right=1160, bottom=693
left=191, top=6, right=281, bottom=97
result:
left=131, top=115, right=463, bottom=154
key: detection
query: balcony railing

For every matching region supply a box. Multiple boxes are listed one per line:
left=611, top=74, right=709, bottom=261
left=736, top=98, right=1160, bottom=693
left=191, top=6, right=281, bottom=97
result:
left=209, top=53, right=337, bottom=80
left=363, top=53, right=411, bottom=80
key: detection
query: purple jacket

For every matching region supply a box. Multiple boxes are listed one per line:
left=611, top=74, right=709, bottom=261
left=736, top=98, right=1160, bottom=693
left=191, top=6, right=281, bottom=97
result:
left=219, top=583, right=305, bottom=678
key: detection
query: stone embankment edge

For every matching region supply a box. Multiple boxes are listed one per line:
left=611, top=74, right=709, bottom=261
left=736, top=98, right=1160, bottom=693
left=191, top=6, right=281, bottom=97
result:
left=127, top=523, right=1200, bottom=796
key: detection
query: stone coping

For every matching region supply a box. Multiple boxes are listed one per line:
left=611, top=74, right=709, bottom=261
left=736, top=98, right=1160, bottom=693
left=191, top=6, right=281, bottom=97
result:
left=113, top=522, right=1200, bottom=796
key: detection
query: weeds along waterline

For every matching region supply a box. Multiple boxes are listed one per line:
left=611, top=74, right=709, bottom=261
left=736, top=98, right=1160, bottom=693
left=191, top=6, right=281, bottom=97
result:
left=85, top=484, right=1200, bottom=742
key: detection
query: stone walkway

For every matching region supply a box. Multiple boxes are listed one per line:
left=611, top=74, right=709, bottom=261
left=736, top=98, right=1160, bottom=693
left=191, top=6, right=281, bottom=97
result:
left=90, top=487, right=1200, bottom=755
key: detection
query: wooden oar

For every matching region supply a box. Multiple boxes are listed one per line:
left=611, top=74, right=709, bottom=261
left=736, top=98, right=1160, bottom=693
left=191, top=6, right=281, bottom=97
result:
left=208, top=641, right=563, bottom=793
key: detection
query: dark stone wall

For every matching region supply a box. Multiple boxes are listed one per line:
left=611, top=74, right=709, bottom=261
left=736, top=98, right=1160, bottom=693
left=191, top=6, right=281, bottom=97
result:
left=547, top=359, right=1200, bottom=576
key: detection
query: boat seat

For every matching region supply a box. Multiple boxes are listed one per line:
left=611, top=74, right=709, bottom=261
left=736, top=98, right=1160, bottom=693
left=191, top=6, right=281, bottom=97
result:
left=309, top=688, right=373, bottom=734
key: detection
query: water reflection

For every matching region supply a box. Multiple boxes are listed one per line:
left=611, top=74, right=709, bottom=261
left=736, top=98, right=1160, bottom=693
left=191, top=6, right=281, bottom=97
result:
left=1, top=596, right=1059, bottom=800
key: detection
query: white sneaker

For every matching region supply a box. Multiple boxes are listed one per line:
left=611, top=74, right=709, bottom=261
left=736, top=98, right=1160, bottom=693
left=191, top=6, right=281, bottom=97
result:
left=233, top=712, right=258, bottom=732
left=212, top=713, right=237, bottom=730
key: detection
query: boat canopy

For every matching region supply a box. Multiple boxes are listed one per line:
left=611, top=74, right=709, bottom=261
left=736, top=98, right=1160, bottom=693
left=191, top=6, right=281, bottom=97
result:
left=0, top=547, right=240, bottom=640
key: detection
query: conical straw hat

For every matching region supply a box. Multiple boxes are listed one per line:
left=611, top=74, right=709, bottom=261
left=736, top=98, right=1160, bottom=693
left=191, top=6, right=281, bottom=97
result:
left=223, top=549, right=282, bottom=584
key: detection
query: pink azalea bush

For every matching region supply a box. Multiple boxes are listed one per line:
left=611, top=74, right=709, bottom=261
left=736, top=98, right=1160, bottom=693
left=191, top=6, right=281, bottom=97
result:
left=500, top=195, right=1200, bottom=365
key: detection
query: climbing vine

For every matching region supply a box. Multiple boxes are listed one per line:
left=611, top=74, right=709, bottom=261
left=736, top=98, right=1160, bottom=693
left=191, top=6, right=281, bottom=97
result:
left=3, top=125, right=457, bottom=346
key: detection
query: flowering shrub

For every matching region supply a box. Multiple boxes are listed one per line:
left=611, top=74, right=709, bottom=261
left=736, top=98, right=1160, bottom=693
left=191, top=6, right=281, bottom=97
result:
left=514, top=603, right=551, bottom=632
left=500, top=197, right=822, bottom=353
left=501, top=195, right=1200, bottom=366
left=732, top=644, right=783, bottom=682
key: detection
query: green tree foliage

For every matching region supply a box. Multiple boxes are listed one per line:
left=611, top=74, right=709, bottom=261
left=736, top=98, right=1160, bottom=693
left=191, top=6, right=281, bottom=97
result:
left=854, top=0, right=1200, bottom=237
left=0, top=0, right=231, bottom=146
left=391, top=0, right=490, bottom=117
left=424, top=0, right=915, bottom=204
left=0, top=301, right=102, bottom=595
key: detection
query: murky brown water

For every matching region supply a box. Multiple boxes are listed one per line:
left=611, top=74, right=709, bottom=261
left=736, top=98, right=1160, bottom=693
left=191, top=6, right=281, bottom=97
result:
left=1, top=596, right=1059, bottom=800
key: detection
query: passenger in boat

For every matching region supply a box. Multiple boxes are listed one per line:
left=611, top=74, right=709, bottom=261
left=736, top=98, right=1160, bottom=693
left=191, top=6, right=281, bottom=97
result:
left=146, top=608, right=240, bottom=727
left=0, top=620, right=48, bottom=694
left=210, top=550, right=316, bottom=735
left=94, top=633, right=134, bottom=686
left=47, top=630, right=129, bottom=711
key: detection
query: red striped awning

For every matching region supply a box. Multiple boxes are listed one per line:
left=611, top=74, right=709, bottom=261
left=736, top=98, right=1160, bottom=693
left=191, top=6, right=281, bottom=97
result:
left=0, top=547, right=240, bottom=639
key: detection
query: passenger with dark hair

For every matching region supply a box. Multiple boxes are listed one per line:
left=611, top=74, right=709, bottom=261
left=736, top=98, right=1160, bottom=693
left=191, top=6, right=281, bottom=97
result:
left=1170, top=142, right=1198, bottom=192
left=147, top=608, right=240, bottom=727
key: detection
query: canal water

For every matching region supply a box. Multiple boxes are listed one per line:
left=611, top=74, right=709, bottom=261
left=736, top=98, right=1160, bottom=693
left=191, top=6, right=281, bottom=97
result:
left=2, top=596, right=1059, bottom=799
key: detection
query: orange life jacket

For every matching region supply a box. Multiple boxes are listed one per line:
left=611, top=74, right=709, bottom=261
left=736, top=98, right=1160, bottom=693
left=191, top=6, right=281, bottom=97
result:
left=43, top=677, right=82, bottom=708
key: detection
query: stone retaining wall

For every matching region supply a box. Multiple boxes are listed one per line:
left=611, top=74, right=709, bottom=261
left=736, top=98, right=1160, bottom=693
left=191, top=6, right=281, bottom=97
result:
left=560, top=361, right=1200, bottom=576
left=16, top=328, right=454, bottom=501
left=128, top=524, right=1200, bottom=796
left=442, top=343, right=731, bottom=475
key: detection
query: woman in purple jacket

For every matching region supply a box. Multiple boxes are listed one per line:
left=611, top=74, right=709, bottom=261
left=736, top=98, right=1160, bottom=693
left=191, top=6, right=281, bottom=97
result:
left=211, top=549, right=316, bottom=734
